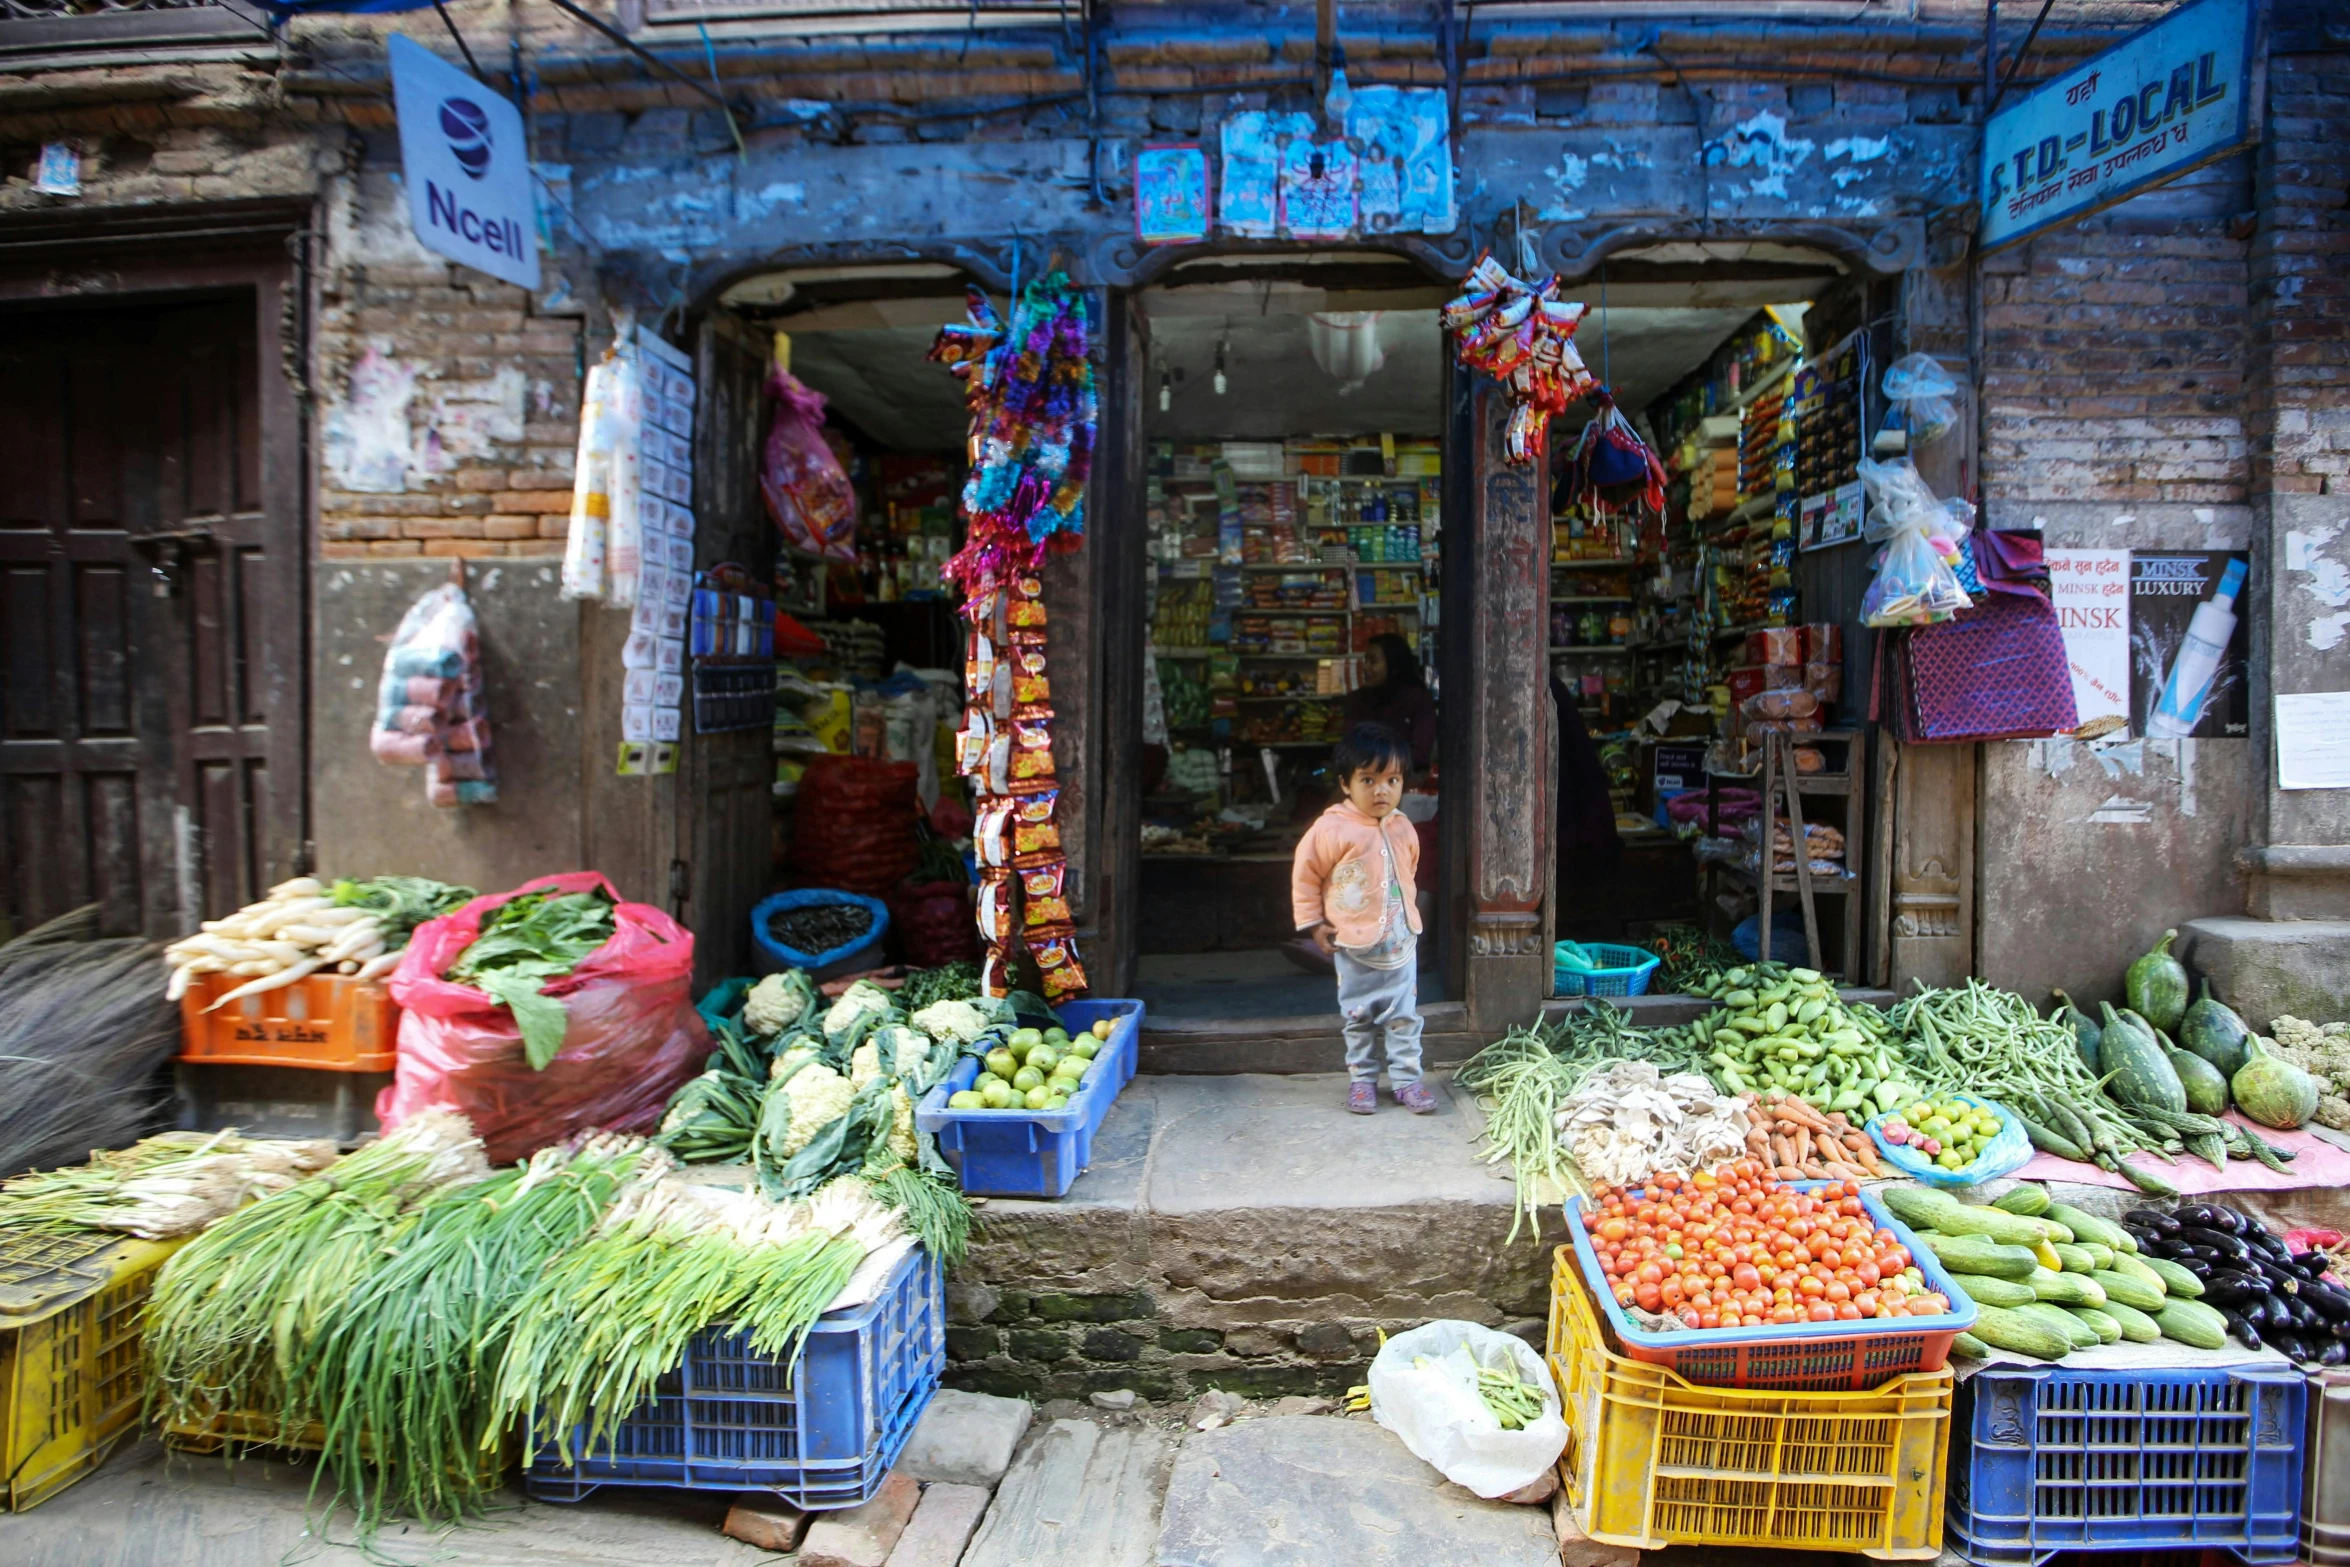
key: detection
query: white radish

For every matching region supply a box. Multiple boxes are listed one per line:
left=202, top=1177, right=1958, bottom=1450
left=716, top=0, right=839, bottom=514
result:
left=166, top=964, right=194, bottom=1001
left=269, top=877, right=324, bottom=899
left=228, top=960, right=274, bottom=977
left=305, top=905, right=370, bottom=927
left=320, top=919, right=384, bottom=962
left=354, top=950, right=404, bottom=982
left=205, top=956, right=326, bottom=1011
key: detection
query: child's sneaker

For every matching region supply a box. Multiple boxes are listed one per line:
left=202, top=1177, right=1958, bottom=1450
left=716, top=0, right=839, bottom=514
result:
left=1347, top=1080, right=1379, bottom=1115
left=1394, top=1081, right=1440, bottom=1114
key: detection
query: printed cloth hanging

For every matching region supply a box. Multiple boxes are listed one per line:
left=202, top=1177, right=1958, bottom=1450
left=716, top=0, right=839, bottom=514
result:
left=932, top=269, right=1096, bottom=1000
left=1872, top=532, right=2077, bottom=743
left=1441, top=250, right=1598, bottom=463
left=1562, top=387, right=1668, bottom=516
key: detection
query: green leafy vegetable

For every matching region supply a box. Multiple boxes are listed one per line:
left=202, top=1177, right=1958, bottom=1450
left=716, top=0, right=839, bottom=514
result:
left=447, top=890, right=616, bottom=1069
left=329, top=875, right=476, bottom=949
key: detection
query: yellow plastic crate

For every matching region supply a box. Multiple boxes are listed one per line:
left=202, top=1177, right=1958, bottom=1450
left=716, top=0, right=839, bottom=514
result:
left=1546, top=1244, right=1952, bottom=1560
left=0, top=1227, right=187, bottom=1511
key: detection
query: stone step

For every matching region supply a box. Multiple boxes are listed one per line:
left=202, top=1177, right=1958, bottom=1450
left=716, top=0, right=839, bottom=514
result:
left=959, top=1418, right=1177, bottom=1567
left=1155, top=1414, right=1560, bottom=1567
left=949, top=1071, right=1562, bottom=1406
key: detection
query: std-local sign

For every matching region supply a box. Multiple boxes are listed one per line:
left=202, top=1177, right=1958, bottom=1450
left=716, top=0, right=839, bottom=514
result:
left=1979, top=0, right=2259, bottom=254
left=389, top=34, right=540, bottom=290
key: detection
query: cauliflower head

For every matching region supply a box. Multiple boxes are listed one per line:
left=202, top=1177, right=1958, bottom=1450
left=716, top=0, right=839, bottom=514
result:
left=823, top=980, right=897, bottom=1042
left=911, top=998, right=991, bottom=1046
left=888, top=1085, right=917, bottom=1164
left=851, top=1025, right=930, bottom=1090
left=742, top=972, right=811, bottom=1037
left=769, top=1042, right=819, bottom=1081
left=776, top=1062, right=856, bottom=1157
left=2268, top=1016, right=2350, bottom=1130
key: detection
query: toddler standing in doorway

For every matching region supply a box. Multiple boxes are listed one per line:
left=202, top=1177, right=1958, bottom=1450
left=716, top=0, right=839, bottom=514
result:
left=1290, top=723, right=1433, bottom=1115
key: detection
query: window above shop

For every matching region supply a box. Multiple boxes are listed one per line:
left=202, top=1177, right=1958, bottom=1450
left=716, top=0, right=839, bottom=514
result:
left=632, top=0, right=1068, bottom=36
left=0, top=0, right=275, bottom=71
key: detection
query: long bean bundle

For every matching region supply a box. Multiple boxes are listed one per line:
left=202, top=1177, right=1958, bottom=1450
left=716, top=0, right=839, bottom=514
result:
left=289, top=1133, right=662, bottom=1538
left=1891, top=980, right=2179, bottom=1190
left=145, top=1111, right=489, bottom=1439
left=492, top=1175, right=901, bottom=1463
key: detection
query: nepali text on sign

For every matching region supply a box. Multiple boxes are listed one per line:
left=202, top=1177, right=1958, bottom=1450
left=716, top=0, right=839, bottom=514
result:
left=1979, top=0, right=2257, bottom=254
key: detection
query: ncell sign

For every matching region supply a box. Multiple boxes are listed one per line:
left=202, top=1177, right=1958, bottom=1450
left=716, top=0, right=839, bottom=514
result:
left=389, top=34, right=540, bottom=290
left=1979, top=0, right=2260, bottom=255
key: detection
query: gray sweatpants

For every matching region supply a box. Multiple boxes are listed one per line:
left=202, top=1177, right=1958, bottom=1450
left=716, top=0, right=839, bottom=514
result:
left=1334, top=941, right=1423, bottom=1085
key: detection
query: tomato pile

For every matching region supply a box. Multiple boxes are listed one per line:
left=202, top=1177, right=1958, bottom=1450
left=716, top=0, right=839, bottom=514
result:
left=1584, top=1160, right=1948, bottom=1330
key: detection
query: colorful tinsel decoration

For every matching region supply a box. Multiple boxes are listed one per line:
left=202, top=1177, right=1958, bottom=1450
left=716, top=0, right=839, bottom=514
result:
left=930, top=271, right=1097, bottom=591
left=1441, top=250, right=1598, bottom=464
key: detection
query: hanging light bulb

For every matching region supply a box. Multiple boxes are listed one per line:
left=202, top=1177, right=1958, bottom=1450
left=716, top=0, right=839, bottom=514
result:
left=1159, top=367, right=1172, bottom=412
left=1324, top=40, right=1353, bottom=124
left=1212, top=332, right=1229, bottom=396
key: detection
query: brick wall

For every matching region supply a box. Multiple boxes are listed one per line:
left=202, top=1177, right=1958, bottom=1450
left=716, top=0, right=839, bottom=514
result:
left=1980, top=177, right=2252, bottom=505
left=2247, top=46, right=2350, bottom=499
left=314, top=177, right=585, bottom=561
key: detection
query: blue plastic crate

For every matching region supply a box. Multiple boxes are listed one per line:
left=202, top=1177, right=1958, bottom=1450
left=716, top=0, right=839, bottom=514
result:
left=912, top=999, right=1142, bottom=1198
left=1947, top=1362, right=2306, bottom=1567
left=524, top=1243, right=943, bottom=1511
left=1553, top=942, right=1660, bottom=998
left=1565, top=1180, right=1976, bottom=1390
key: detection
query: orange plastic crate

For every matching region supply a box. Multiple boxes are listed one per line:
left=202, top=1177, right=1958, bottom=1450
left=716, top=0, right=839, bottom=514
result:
left=178, top=971, right=398, bottom=1072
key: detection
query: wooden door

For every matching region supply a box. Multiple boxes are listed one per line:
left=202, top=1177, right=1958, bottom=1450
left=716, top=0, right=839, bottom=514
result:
left=0, top=292, right=302, bottom=939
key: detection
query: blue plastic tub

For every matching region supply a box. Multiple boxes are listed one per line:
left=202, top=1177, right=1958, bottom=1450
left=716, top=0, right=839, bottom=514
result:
left=1553, top=941, right=1661, bottom=998
left=1947, top=1361, right=2306, bottom=1567
left=911, top=998, right=1143, bottom=1199
left=525, top=1243, right=943, bottom=1511
left=1565, top=1179, right=1977, bottom=1391
left=751, top=889, right=889, bottom=980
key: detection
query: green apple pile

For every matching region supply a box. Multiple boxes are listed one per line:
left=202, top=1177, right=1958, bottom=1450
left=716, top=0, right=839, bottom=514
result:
left=949, top=1017, right=1114, bottom=1112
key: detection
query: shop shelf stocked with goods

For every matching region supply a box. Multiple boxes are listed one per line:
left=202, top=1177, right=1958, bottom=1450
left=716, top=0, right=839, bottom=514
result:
left=913, top=999, right=1143, bottom=1198
left=1947, top=1361, right=2305, bottom=1567
left=0, top=1230, right=187, bottom=1511
left=1564, top=1182, right=1976, bottom=1391
left=526, top=1241, right=943, bottom=1512
left=1546, top=1244, right=1953, bottom=1559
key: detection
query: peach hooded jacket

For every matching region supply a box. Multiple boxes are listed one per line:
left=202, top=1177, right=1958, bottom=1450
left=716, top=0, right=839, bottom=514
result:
left=1290, top=800, right=1423, bottom=951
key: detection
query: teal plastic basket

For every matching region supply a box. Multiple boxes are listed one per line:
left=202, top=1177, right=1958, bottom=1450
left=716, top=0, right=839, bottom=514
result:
left=1553, top=941, right=1660, bottom=998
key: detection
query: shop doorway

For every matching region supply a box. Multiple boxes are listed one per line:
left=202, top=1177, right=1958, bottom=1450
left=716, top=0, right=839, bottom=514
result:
left=1127, top=258, right=1454, bottom=1023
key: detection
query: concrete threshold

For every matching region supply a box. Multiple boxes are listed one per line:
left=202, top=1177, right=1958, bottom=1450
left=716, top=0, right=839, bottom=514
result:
left=949, top=1070, right=1564, bottom=1404
left=1137, top=987, right=1898, bottom=1073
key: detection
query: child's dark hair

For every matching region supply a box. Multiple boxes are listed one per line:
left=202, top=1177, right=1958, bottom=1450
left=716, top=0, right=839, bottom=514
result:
left=1331, top=722, right=1410, bottom=783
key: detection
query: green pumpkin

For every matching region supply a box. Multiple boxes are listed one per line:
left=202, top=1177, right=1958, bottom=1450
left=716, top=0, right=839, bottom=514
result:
left=2166, top=1047, right=2232, bottom=1117
left=2125, top=929, right=2190, bottom=1034
left=2231, top=1036, right=2320, bottom=1130
left=2178, top=979, right=2253, bottom=1078
left=2051, top=989, right=2101, bottom=1074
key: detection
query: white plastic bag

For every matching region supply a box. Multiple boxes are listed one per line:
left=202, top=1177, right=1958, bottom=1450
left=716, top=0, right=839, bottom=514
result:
left=1881, top=352, right=1963, bottom=447
left=1857, top=456, right=1974, bottom=628
left=1367, top=1319, right=1568, bottom=1499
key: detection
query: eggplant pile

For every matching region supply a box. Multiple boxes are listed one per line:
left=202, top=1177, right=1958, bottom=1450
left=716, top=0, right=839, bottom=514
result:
left=2122, top=1201, right=2350, bottom=1365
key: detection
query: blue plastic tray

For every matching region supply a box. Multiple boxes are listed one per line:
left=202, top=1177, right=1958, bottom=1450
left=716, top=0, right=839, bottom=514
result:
left=1866, top=1092, right=2035, bottom=1189
left=1565, top=1179, right=1978, bottom=1390
left=751, top=889, right=890, bottom=980
left=1947, top=1361, right=2306, bottom=1567
left=524, top=1243, right=943, bottom=1511
left=912, top=999, right=1142, bottom=1199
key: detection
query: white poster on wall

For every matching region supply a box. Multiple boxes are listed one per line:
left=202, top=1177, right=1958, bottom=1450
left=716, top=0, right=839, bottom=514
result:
left=2047, top=549, right=2132, bottom=732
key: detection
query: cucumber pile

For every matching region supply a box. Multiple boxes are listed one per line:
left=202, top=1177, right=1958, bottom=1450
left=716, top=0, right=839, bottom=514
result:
left=1887, top=1183, right=2229, bottom=1362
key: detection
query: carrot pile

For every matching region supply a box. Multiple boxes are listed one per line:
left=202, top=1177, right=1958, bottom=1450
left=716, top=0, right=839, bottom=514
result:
left=1740, top=1089, right=1887, bottom=1183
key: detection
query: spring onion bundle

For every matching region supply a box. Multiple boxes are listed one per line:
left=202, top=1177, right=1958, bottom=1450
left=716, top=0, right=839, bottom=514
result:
left=291, top=1133, right=663, bottom=1538
left=0, top=1130, right=335, bottom=1238
left=145, top=1111, right=490, bottom=1439
left=492, top=1175, right=903, bottom=1464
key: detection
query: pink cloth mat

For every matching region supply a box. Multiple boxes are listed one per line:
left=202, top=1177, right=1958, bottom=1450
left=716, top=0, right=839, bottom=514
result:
left=2015, top=1111, right=2350, bottom=1193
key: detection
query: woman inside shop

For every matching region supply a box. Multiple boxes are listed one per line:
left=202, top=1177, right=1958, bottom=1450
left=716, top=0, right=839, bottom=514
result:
left=1345, top=633, right=1437, bottom=778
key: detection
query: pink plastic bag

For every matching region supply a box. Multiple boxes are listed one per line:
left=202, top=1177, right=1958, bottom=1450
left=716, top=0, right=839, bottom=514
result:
left=380, top=871, right=708, bottom=1164
left=760, top=367, right=858, bottom=562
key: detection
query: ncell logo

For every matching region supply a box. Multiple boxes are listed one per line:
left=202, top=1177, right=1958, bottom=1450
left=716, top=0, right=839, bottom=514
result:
left=439, top=96, right=492, bottom=178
